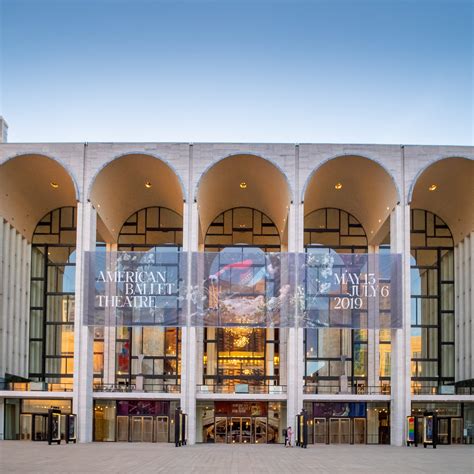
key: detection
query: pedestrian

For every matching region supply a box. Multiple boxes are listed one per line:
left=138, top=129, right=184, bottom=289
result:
left=283, top=427, right=288, bottom=446
left=287, top=426, right=293, bottom=447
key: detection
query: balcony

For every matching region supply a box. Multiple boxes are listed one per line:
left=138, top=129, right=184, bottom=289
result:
left=0, top=381, right=73, bottom=392
left=197, top=384, right=287, bottom=395
left=93, top=382, right=180, bottom=393
left=303, top=384, right=391, bottom=395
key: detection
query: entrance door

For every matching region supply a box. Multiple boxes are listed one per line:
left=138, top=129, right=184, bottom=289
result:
left=313, top=418, right=326, bottom=444
left=32, top=415, right=48, bottom=441
left=450, top=418, right=463, bottom=444
left=353, top=418, right=366, bottom=444
left=254, top=417, right=267, bottom=444
left=329, top=418, right=351, bottom=444
left=215, top=417, right=227, bottom=443
left=438, top=418, right=449, bottom=444
left=228, top=417, right=252, bottom=443
left=155, top=416, right=168, bottom=443
left=142, top=417, right=154, bottom=442
left=116, top=416, right=129, bottom=442
left=20, top=414, right=32, bottom=441
left=241, top=418, right=251, bottom=444
left=229, top=418, right=241, bottom=443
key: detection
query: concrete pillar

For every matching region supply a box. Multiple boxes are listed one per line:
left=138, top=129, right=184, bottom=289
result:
left=0, top=398, right=4, bottom=440
left=390, top=203, right=411, bottom=446
left=286, top=201, right=304, bottom=427
left=103, top=243, right=117, bottom=386
left=73, top=201, right=97, bottom=442
left=182, top=197, right=199, bottom=444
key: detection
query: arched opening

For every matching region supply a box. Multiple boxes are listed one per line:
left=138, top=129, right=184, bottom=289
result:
left=29, top=207, right=77, bottom=389
left=303, top=155, right=399, bottom=245
left=196, top=154, right=291, bottom=248
left=89, top=153, right=184, bottom=242
left=0, top=154, right=77, bottom=240
left=410, top=157, right=473, bottom=396
left=410, top=157, right=473, bottom=244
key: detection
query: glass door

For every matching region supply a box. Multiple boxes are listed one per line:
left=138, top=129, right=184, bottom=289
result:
left=32, top=415, right=48, bottom=441
left=353, top=418, right=366, bottom=444
left=116, top=416, right=129, bottom=442
left=241, top=418, right=251, bottom=444
left=254, top=417, right=267, bottom=444
left=214, top=417, right=227, bottom=443
left=20, top=414, right=32, bottom=441
left=131, top=416, right=144, bottom=442
left=229, top=418, right=241, bottom=443
left=329, top=418, right=351, bottom=444
left=155, top=416, right=168, bottom=443
left=143, top=416, right=154, bottom=442
left=313, top=418, right=326, bottom=444
left=438, top=418, right=449, bottom=444
left=450, top=418, right=463, bottom=444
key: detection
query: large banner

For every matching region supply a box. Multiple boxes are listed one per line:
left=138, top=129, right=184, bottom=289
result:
left=84, top=250, right=402, bottom=329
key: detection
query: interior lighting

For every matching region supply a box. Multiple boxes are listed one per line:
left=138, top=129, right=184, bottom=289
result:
left=334, top=182, right=343, bottom=190
left=145, top=181, right=152, bottom=189
left=428, top=184, right=437, bottom=191
left=239, top=182, right=247, bottom=189
left=50, top=182, right=59, bottom=189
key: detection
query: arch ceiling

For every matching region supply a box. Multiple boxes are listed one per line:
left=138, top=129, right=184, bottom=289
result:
left=410, top=157, right=473, bottom=244
left=90, top=154, right=184, bottom=241
left=0, top=154, right=77, bottom=240
left=196, top=154, right=291, bottom=242
left=304, top=155, right=399, bottom=244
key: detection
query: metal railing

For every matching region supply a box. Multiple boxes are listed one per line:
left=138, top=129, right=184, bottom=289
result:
left=0, top=382, right=74, bottom=392
left=196, top=384, right=287, bottom=394
left=303, top=384, right=391, bottom=395
left=93, top=383, right=180, bottom=393
left=411, top=385, right=474, bottom=395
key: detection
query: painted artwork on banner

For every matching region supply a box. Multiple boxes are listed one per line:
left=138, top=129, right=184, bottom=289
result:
left=84, top=249, right=402, bottom=329
left=189, top=248, right=296, bottom=327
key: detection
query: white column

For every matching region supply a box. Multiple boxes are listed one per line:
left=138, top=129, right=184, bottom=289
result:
left=367, top=245, right=379, bottom=390
left=181, top=199, right=199, bottom=444
left=287, top=202, right=304, bottom=427
left=390, top=204, right=411, bottom=446
left=103, top=243, right=117, bottom=386
left=73, top=201, right=97, bottom=442
left=0, top=398, right=4, bottom=440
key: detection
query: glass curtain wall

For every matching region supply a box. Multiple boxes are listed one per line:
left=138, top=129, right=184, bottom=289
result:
left=115, top=207, right=182, bottom=390
left=29, top=207, right=76, bottom=389
left=203, top=207, right=281, bottom=390
left=410, top=209, right=455, bottom=393
left=304, top=208, right=368, bottom=393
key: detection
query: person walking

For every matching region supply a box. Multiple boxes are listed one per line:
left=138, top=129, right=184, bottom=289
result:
left=283, top=427, right=288, bottom=447
left=287, top=426, right=293, bottom=447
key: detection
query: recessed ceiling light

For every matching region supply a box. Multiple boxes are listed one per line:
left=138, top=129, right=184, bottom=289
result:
left=145, top=181, right=152, bottom=189
left=378, top=219, right=382, bottom=223
left=239, top=182, right=247, bottom=189
left=428, top=184, right=437, bottom=191
left=386, top=206, right=390, bottom=211
left=50, top=182, right=59, bottom=189
left=334, top=182, right=343, bottom=190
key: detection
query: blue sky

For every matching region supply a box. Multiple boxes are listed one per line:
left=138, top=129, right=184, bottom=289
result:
left=1, top=0, right=472, bottom=144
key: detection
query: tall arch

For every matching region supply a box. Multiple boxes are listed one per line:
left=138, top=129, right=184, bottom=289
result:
left=0, top=154, right=78, bottom=240
left=303, top=155, right=399, bottom=244
left=89, top=153, right=184, bottom=242
left=196, top=154, right=291, bottom=246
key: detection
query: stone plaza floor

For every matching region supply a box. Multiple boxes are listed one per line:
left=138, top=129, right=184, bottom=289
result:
left=0, top=442, right=472, bottom=473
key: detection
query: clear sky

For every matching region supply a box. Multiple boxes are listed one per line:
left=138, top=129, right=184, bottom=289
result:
left=0, top=0, right=472, bottom=144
